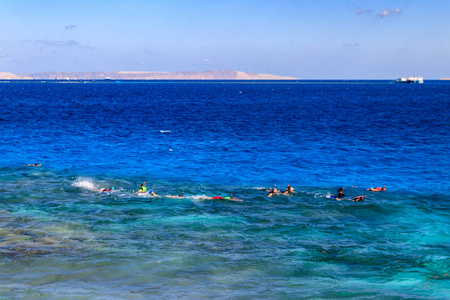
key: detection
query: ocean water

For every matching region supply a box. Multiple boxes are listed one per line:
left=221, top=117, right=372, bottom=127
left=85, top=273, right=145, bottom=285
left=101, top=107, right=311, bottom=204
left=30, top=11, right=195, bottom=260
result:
left=0, top=81, right=448, bottom=299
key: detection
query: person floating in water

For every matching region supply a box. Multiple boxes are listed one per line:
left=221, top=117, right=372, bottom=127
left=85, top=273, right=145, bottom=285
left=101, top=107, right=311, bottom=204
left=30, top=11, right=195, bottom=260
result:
left=25, top=161, right=41, bottom=167
left=167, top=191, right=184, bottom=198
left=367, top=186, right=386, bottom=192
left=337, top=187, right=345, bottom=199
left=268, top=185, right=279, bottom=197
left=282, top=185, right=294, bottom=195
left=136, top=182, right=147, bottom=193
left=100, top=187, right=115, bottom=192
left=351, top=195, right=366, bottom=202
left=212, top=194, right=243, bottom=202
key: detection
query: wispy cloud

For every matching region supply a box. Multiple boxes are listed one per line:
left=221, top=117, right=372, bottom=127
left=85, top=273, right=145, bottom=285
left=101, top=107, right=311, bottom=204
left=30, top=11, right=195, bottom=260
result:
left=344, top=42, right=359, bottom=47
left=65, top=25, right=77, bottom=30
left=354, top=7, right=372, bottom=15
left=36, top=39, right=78, bottom=47
left=35, top=39, right=94, bottom=49
left=0, top=53, right=13, bottom=63
left=355, top=7, right=402, bottom=18
left=378, top=8, right=401, bottom=18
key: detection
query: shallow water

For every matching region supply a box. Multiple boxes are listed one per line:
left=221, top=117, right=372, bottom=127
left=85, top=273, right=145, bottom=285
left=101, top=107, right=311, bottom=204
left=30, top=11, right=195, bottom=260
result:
left=0, top=81, right=449, bottom=298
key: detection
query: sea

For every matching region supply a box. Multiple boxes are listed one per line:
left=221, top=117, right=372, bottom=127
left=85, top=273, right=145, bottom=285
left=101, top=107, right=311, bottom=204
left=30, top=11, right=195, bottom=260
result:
left=0, top=80, right=448, bottom=299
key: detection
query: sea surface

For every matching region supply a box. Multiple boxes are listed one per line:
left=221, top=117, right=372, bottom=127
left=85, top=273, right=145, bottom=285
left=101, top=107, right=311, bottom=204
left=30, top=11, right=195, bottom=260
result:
left=0, top=80, right=449, bottom=299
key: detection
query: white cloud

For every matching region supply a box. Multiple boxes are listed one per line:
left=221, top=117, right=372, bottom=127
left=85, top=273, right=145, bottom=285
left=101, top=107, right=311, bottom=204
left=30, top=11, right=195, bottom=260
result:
left=355, top=7, right=402, bottom=18
left=65, top=25, right=77, bottom=30
left=0, top=53, right=13, bottom=63
left=378, top=8, right=402, bottom=18
left=35, top=39, right=94, bottom=49
left=354, top=7, right=372, bottom=15
left=344, top=42, right=360, bottom=47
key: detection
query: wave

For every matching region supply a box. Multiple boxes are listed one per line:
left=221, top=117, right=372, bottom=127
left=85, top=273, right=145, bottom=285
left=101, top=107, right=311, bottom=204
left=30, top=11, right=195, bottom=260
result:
left=72, top=177, right=99, bottom=191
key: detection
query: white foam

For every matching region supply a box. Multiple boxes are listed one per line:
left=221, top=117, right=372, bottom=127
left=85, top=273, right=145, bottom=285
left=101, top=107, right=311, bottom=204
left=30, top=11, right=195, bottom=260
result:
left=136, top=193, right=151, bottom=197
left=72, top=177, right=98, bottom=191
left=159, top=130, right=171, bottom=133
left=135, top=192, right=161, bottom=198
left=253, top=187, right=269, bottom=190
left=188, top=195, right=211, bottom=201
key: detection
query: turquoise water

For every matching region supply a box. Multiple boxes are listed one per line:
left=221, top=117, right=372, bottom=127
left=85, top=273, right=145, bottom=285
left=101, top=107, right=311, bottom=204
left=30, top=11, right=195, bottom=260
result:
left=0, top=81, right=449, bottom=298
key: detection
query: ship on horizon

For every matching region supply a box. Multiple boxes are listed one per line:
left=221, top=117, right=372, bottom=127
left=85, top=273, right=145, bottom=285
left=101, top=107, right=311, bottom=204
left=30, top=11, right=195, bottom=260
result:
left=395, top=76, right=423, bottom=84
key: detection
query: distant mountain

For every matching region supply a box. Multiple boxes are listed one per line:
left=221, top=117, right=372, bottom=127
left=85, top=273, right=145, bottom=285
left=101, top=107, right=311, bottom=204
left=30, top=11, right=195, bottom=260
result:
left=0, top=70, right=297, bottom=80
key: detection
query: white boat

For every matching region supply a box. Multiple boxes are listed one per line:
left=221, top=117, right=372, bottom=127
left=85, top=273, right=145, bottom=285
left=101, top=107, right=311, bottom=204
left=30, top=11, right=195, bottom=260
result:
left=395, top=76, right=423, bottom=84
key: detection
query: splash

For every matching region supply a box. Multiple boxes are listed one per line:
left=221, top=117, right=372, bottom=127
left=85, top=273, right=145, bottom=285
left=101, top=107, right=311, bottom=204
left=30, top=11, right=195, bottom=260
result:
left=188, top=194, right=212, bottom=201
left=72, top=177, right=98, bottom=191
left=253, top=187, right=269, bottom=191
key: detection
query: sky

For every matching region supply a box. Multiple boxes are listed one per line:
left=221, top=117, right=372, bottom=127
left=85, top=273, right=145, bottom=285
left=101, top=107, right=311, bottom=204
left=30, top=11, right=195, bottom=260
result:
left=0, top=0, right=449, bottom=79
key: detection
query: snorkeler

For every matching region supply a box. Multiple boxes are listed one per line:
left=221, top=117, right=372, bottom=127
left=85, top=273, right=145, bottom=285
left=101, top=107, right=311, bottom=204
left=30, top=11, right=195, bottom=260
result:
left=351, top=195, right=366, bottom=202
left=282, top=185, right=294, bottom=195
left=167, top=191, right=184, bottom=198
left=268, top=185, right=279, bottom=197
left=367, top=186, right=386, bottom=192
left=212, top=194, right=243, bottom=202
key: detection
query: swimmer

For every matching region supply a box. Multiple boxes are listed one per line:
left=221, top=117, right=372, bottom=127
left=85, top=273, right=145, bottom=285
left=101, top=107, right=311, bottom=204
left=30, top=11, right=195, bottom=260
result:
left=136, top=182, right=147, bottom=193
left=367, top=186, right=386, bottom=192
left=25, top=161, right=41, bottom=167
left=268, top=185, right=279, bottom=197
left=351, top=195, right=366, bottom=202
left=212, top=194, right=243, bottom=202
left=282, top=185, right=294, bottom=195
left=337, top=187, right=345, bottom=199
left=224, top=194, right=243, bottom=201
left=100, top=187, right=115, bottom=192
left=167, top=191, right=184, bottom=198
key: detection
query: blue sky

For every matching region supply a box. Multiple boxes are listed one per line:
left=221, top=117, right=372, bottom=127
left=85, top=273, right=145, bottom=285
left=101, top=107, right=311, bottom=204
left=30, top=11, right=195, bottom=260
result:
left=1, top=0, right=449, bottom=79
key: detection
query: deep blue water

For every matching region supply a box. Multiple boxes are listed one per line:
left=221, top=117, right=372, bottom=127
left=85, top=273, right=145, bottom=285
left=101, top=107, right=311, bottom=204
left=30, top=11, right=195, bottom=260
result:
left=0, top=81, right=449, bottom=298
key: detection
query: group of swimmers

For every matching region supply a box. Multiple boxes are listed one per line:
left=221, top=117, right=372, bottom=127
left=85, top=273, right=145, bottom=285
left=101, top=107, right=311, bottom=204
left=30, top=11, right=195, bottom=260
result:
left=266, top=184, right=385, bottom=201
left=333, top=185, right=386, bottom=201
left=102, top=181, right=243, bottom=201
left=100, top=181, right=386, bottom=203
left=267, top=184, right=294, bottom=197
left=26, top=162, right=385, bottom=203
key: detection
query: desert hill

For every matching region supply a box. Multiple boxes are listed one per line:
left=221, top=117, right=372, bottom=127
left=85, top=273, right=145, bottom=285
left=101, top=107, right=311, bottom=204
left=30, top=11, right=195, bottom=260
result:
left=0, top=70, right=296, bottom=80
